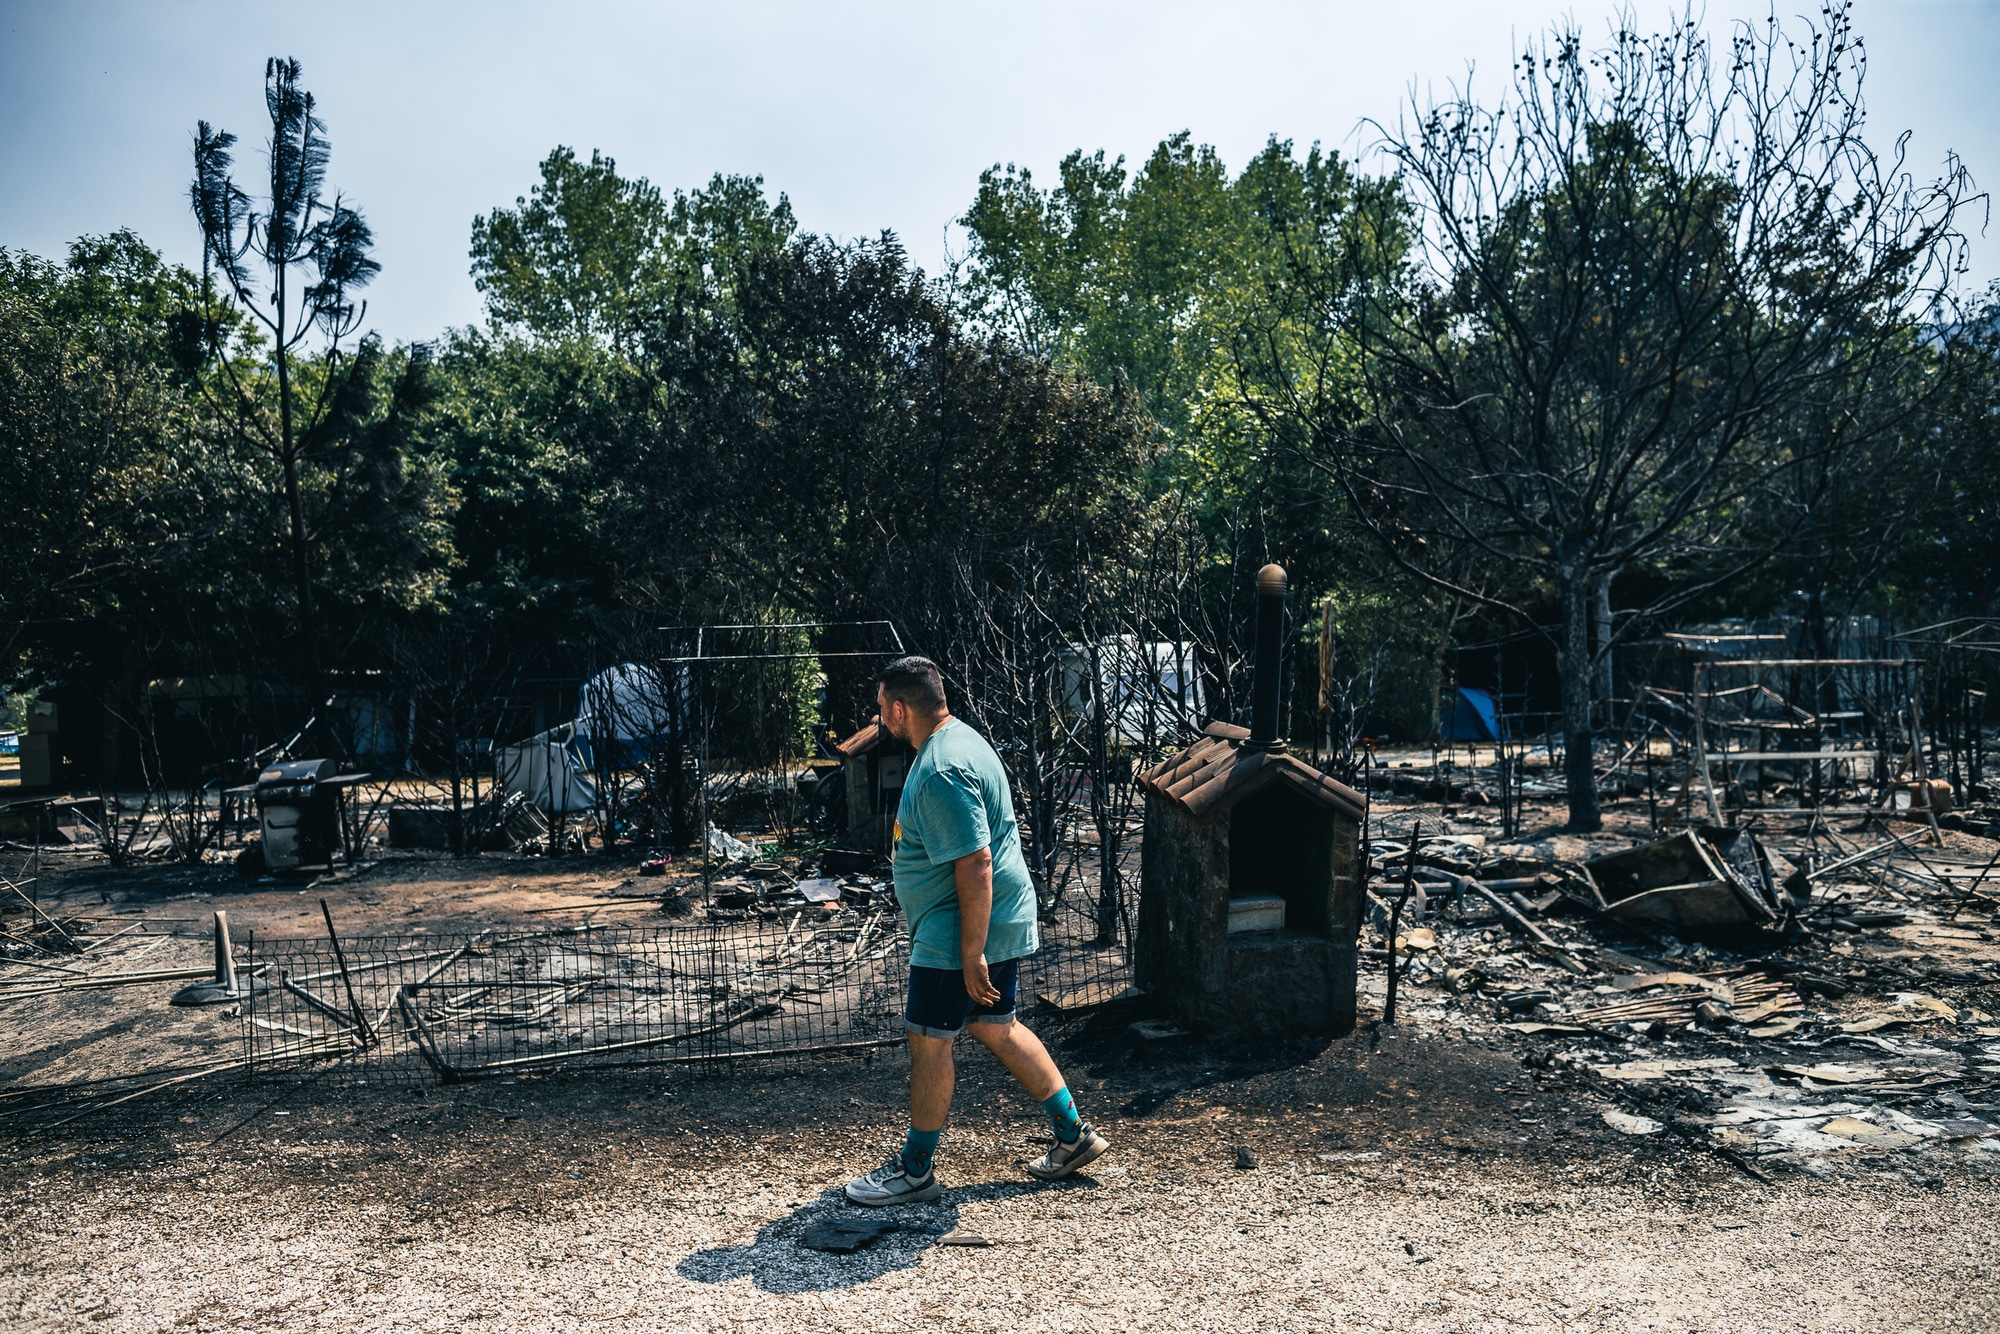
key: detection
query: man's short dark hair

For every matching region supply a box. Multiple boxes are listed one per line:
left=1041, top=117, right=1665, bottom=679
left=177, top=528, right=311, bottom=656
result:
left=878, top=656, right=947, bottom=713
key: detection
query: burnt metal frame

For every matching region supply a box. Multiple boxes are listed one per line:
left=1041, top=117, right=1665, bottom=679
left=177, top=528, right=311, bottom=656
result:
left=1684, top=658, right=1922, bottom=827
left=654, top=621, right=911, bottom=891
left=657, top=621, right=907, bottom=665
left=1893, top=619, right=2000, bottom=802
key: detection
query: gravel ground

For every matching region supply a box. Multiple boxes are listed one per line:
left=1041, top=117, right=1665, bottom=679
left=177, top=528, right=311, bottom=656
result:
left=6, top=833, right=2000, bottom=1331
left=5, top=1029, right=1997, bottom=1333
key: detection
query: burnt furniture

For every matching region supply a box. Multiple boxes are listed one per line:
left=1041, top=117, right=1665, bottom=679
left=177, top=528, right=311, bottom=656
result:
left=834, top=720, right=912, bottom=853
left=1134, top=565, right=1368, bottom=1039
left=1582, top=827, right=1784, bottom=928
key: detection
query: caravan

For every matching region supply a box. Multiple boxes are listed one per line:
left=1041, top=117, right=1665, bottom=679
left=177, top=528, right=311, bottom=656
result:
left=1058, top=638, right=1205, bottom=747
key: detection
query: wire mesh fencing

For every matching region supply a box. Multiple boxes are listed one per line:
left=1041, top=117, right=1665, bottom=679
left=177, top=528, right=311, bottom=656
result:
left=1023, top=815, right=1142, bottom=1014
left=238, top=874, right=1144, bottom=1087
left=242, top=911, right=909, bottom=1084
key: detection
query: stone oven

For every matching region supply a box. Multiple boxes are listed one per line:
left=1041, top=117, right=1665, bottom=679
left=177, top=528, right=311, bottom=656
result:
left=1134, top=565, right=1367, bottom=1039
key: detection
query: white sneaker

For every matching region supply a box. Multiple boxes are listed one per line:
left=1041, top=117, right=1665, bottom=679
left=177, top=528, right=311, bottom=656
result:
left=1025, top=1122, right=1110, bottom=1180
left=843, top=1154, right=943, bottom=1207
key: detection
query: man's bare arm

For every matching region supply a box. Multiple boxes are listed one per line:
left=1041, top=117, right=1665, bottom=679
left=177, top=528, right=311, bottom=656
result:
left=954, top=847, right=1000, bottom=1005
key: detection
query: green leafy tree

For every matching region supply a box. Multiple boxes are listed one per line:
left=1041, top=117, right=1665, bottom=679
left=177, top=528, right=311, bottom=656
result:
left=618, top=233, right=1156, bottom=712
left=959, top=134, right=1413, bottom=729
left=470, top=147, right=796, bottom=345
left=961, top=133, right=1290, bottom=436
left=4, top=220, right=453, bottom=781
left=0, top=233, right=200, bottom=671
left=422, top=329, right=630, bottom=634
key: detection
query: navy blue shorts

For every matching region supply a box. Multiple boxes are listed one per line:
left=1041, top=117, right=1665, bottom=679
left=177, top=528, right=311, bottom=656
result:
left=904, top=958, right=1021, bottom=1038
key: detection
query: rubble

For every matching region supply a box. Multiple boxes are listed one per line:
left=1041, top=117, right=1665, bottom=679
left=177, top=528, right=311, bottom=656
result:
left=1580, top=829, right=1780, bottom=927
left=1360, top=808, right=2000, bottom=1178
left=1602, top=1109, right=1666, bottom=1134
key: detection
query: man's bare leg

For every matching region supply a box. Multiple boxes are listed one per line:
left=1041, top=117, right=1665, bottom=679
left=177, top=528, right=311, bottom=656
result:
left=967, top=1017, right=1063, bottom=1100
left=970, top=1016, right=1110, bottom=1179
left=908, top=1032, right=955, bottom=1132
left=844, top=1034, right=955, bottom=1204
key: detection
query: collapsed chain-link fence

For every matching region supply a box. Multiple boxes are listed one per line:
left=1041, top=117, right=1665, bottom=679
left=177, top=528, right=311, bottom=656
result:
left=239, top=855, right=1141, bottom=1087
left=242, top=913, right=905, bottom=1084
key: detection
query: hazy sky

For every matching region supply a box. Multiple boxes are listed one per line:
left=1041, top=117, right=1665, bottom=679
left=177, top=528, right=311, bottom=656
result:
left=3, top=1, right=1992, bottom=344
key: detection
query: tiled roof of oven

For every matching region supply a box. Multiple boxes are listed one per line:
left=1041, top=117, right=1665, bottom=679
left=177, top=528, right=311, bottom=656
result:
left=1137, top=721, right=1367, bottom=821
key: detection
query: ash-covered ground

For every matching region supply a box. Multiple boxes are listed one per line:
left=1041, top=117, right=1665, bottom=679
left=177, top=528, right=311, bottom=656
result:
left=4, top=799, right=2000, bottom=1331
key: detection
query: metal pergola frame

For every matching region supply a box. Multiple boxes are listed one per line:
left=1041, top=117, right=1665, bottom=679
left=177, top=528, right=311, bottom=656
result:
left=657, top=621, right=906, bottom=665
left=1682, top=657, right=1923, bottom=827
left=653, top=621, right=910, bottom=887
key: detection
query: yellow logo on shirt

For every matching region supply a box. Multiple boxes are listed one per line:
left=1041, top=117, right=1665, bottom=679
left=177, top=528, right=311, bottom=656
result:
left=893, top=820, right=902, bottom=844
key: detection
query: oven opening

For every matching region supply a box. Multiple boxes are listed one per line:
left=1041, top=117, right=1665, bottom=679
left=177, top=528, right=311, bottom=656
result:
left=1226, top=784, right=1333, bottom=939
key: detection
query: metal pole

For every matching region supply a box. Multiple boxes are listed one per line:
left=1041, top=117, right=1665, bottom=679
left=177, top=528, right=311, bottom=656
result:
left=212, top=910, right=238, bottom=992
left=1248, top=564, right=1286, bottom=749
left=1383, top=819, right=1419, bottom=1025
left=1693, top=661, right=1723, bottom=825
left=319, top=899, right=376, bottom=1045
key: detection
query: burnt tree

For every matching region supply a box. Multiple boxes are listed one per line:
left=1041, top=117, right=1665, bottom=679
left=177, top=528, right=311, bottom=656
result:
left=1238, top=6, right=1977, bottom=828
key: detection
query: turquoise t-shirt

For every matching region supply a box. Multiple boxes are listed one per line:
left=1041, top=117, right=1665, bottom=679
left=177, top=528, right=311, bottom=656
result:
left=892, top=718, right=1039, bottom=969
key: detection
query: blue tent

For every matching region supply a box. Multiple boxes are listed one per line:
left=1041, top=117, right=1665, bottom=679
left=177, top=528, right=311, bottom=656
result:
left=1441, top=686, right=1505, bottom=741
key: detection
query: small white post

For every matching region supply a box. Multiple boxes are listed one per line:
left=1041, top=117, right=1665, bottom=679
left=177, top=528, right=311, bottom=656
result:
left=212, top=909, right=238, bottom=994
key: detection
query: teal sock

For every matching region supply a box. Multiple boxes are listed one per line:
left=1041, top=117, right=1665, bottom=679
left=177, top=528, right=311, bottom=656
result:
left=1042, top=1087, right=1082, bottom=1143
left=900, top=1126, right=941, bottom=1177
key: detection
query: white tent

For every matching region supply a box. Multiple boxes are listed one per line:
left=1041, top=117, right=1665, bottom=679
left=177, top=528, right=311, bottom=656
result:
left=496, top=728, right=598, bottom=814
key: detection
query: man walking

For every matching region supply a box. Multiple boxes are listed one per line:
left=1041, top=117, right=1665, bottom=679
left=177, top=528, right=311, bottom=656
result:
left=846, top=656, right=1110, bottom=1205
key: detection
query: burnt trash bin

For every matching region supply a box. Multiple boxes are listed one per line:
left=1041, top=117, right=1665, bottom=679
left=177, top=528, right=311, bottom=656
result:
left=256, top=758, right=342, bottom=871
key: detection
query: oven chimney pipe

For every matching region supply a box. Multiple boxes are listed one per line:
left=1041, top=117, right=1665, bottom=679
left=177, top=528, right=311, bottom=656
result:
left=1249, top=563, right=1287, bottom=750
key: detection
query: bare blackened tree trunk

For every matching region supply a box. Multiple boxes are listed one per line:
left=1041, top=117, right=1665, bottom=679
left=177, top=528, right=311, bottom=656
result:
left=446, top=697, right=467, bottom=854
left=1592, top=572, right=1615, bottom=717
left=389, top=620, right=514, bottom=856
left=1015, top=637, right=1065, bottom=909
left=1560, top=570, right=1601, bottom=829
left=661, top=663, right=696, bottom=849
left=1084, top=635, right=1127, bottom=946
